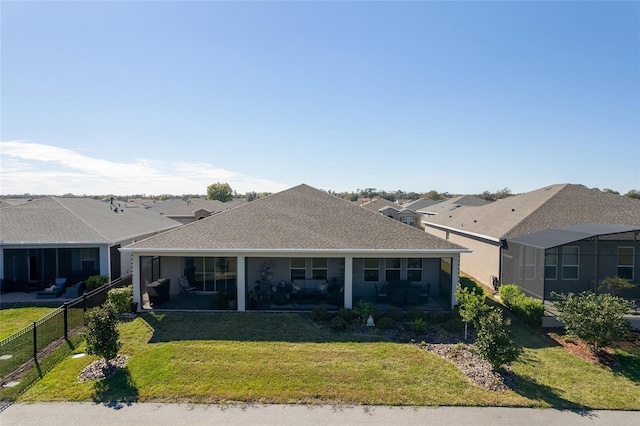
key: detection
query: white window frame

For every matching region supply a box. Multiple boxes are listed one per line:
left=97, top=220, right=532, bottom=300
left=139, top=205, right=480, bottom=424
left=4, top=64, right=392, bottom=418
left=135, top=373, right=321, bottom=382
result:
left=363, top=258, right=380, bottom=283
left=617, top=247, right=634, bottom=280
left=562, top=246, right=580, bottom=280
left=385, top=258, right=402, bottom=282
left=312, top=258, right=328, bottom=280
left=544, top=248, right=558, bottom=280
left=407, top=258, right=423, bottom=282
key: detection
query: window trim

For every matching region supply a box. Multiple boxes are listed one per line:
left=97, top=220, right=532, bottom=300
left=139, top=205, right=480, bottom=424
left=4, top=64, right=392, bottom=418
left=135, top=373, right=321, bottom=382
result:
left=617, top=247, right=635, bottom=281
left=562, top=246, right=580, bottom=281
left=544, top=248, right=558, bottom=280
left=407, top=258, right=423, bottom=282
left=363, top=258, right=380, bottom=283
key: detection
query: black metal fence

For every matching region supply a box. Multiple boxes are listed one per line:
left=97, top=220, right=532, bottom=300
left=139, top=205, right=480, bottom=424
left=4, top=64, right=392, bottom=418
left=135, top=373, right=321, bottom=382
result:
left=0, top=274, right=132, bottom=382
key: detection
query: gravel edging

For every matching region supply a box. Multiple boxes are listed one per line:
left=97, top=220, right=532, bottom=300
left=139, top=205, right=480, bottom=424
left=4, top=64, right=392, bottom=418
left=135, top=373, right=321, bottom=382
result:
left=77, top=355, right=129, bottom=382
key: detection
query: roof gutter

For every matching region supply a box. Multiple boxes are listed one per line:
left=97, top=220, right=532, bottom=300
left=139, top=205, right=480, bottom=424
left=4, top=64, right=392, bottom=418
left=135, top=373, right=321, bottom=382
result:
left=422, top=222, right=502, bottom=243
left=120, top=247, right=472, bottom=254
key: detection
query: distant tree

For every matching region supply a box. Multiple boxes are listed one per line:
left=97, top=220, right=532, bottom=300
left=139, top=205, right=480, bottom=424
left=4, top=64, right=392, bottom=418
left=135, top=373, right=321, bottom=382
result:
left=479, top=187, right=513, bottom=202
left=423, top=190, right=446, bottom=200
left=246, top=191, right=257, bottom=202
left=207, top=182, right=233, bottom=202
left=624, top=189, right=640, bottom=200
left=602, top=188, right=620, bottom=195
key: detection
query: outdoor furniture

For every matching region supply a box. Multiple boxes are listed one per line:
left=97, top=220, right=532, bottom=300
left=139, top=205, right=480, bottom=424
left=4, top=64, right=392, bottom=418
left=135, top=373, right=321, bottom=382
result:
left=405, top=286, right=421, bottom=305
left=390, top=286, right=406, bottom=305
left=375, top=284, right=389, bottom=302
left=36, top=277, right=67, bottom=299
left=147, top=278, right=170, bottom=306
left=63, top=281, right=85, bottom=299
left=179, top=276, right=196, bottom=295
left=420, top=283, right=431, bottom=303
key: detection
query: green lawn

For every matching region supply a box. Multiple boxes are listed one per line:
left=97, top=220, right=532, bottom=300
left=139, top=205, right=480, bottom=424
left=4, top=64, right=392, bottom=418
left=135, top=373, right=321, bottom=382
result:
left=15, top=312, right=640, bottom=409
left=0, top=307, right=57, bottom=339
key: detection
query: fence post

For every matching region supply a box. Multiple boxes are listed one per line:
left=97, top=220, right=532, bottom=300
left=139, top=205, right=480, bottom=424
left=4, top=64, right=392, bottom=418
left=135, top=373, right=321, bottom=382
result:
left=83, top=293, right=87, bottom=313
left=33, top=321, right=37, bottom=361
left=63, top=302, right=69, bottom=339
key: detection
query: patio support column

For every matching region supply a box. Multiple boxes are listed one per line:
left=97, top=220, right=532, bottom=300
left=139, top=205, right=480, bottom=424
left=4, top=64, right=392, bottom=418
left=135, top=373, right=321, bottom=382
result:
left=237, top=256, right=246, bottom=312
left=451, top=255, right=460, bottom=309
left=131, top=253, right=141, bottom=310
left=99, top=245, right=109, bottom=279
left=344, top=256, right=353, bottom=309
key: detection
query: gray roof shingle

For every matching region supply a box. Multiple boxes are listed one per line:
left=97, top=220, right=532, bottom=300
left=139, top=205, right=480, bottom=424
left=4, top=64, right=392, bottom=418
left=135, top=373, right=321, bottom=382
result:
left=128, top=184, right=467, bottom=252
left=0, top=197, right=181, bottom=244
left=424, top=184, right=640, bottom=240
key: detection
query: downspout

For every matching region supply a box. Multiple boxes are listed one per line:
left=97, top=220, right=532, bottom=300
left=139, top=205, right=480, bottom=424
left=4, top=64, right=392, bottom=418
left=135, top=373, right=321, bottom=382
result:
left=594, top=236, right=599, bottom=294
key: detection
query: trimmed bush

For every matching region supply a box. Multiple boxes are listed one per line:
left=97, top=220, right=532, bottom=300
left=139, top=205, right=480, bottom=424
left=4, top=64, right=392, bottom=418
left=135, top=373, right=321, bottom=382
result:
left=353, top=300, right=373, bottom=323
left=377, top=317, right=397, bottom=330
left=311, top=307, right=328, bottom=323
left=407, top=306, right=425, bottom=321
left=85, top=275, right=109, bottom=291
left=499, top=284, right=544, bottom=327
left=427, top=310, right=446, bottom=324
left=475, top=308, right=521, bottom=369
left=107, top=285, right=133, bottom=314
left=385, top=307, right=404, bottom=321
left=409, top=318, right=428, bottom=333
left=84, top=304, right=121, bottom=363
left=442, top=316, right=464, bottom=333
left=329, top=316, right=349, bottom=332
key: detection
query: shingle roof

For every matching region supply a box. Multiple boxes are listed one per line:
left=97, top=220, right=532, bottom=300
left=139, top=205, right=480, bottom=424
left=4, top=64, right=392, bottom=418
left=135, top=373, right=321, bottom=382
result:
left=417, top=195, right=490, bottom=214
left=142, top=198, right=246, bottom=216
left=0, top=197, right=181, bottom=244
left=402, top=198, right=441, bottom=210
left=359, top=198, right=398, bottom=212
left=128, top=184, right=467, bottom=252
left=424, top=184, right=640, bottom=240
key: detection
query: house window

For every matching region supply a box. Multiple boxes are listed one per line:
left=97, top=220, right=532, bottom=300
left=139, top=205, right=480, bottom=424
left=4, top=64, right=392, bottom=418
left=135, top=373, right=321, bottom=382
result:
left=81, top=248, right=97, bottom=273
left=562, top=246, right=579, bottom=280
left=290, top=258, right=306, bottom=281
left=401, top=216, right=415, bottom=226
left=312, top=258, right=328, bottom=280
left=407, top=258, right=422, bottom=282
left=385, top=258, right=401, bottom=281
left=363, top=258, right=380, bottom=282
left=617, top=247, right=634, bottom=280
left=524, top=246, right=536, bottom=280
left=544, top=248, right=558, bottom=280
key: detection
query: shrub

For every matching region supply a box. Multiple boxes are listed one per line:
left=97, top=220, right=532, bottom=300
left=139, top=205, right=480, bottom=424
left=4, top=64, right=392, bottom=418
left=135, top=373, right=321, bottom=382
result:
left=456, top=285, right=489, bottom=340
left=442, top=316, right=464, bottom=333
left=409, top=318, right=428, bottom=333
left=107, top=285, right=133, bottom=314
left=407, top=306, right=425, bottom=321
left=377, top=317, right=397, bottom=330
left=85, top=275, right=109, bottom=291
left=337, top=308, right=357, bottom=322
left=598, top=276, right=634, bottom=296
left=385, top=307, right=404, bottom=321
left=459, top=276, right=484, bottom=296
left=427, top=310, right=446, bottom=324
left=311, top=307, right=328, bottom=322
left=499, top=284, right=544, bottom=327
left=329, top=316, right=349, bottom=332
left=84, top=304, right=121, bottom=364
left=353, top=300, right=373, bottom=323
left=553, top=291, right=633, bottom=354
left=475, top=308, right=521, bottom=369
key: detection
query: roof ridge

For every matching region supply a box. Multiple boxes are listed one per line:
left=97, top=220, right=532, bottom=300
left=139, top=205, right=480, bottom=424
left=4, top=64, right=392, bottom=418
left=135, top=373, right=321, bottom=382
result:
left=502, top=183, right=570, bottom=238
left=53, top=197, right=111, bottom=240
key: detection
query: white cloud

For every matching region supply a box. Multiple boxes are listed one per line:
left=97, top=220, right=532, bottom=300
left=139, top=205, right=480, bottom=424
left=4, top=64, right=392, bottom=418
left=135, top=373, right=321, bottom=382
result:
left=0, top=141, right=290, bottom=195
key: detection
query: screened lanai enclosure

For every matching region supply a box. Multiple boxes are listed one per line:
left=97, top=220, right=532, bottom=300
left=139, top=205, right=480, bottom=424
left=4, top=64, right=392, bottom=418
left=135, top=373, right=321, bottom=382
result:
left=137, top=254, right=458, bottom=312
left=501, top=223, right=640, bottom=302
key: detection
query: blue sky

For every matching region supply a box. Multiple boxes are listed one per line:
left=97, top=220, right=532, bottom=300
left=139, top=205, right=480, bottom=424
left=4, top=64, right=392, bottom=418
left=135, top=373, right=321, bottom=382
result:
left=1, top=1, right=639, bottom=196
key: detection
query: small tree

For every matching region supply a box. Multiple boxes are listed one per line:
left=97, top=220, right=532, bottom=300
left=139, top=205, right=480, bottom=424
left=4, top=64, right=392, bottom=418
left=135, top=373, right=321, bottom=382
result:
left=206, top=182, right=233, bottom=202
left=598, top=276, right=633, bottom=297
left=85, top=275, right=109, bottom=291
left=456, top=285, right=489, bottom=340
left=553, top=291, right=632, bottom=355
left=475, top=308, right=521, bottom=369
left=85, top=304, right=121, bottom=366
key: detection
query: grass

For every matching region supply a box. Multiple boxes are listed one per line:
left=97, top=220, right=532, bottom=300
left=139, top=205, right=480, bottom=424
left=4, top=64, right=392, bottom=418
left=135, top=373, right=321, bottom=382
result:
left=0, top=307, right=57, bottom=339
left=12, top=312, right=640, bottom=409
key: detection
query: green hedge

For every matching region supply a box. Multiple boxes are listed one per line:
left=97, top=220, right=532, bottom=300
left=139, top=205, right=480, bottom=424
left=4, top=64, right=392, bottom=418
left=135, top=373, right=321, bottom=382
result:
left=499, top=284, right=544, bottom=327
left=107, top=285, right=133, bottom=314
left=459, top=276, right=484, bottom=296
left=85, top=275, right=109, bottom=291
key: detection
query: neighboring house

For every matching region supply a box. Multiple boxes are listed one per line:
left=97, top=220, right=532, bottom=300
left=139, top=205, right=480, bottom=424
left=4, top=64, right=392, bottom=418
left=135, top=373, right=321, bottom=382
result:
left=0, top=197, right=181, bottom=291
left=362, top=198, right=420, bottom=228
left=417, top=195, right=490, bottom=218
left=139, top=198, right=246, bottom=224
left=122, top=184, right=470, bottom=312
left=401, top=198, right=442, bottom=211
left=423, top=184, right=640, bottom=302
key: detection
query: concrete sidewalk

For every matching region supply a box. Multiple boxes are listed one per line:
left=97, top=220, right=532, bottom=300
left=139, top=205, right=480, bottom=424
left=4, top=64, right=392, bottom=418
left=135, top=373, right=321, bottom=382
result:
left=1, top=402, right=638, bottom=425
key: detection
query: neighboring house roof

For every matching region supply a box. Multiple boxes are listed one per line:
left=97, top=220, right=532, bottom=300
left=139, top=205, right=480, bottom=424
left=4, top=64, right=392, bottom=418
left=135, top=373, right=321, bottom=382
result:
left=142, top=198, right=246, bottom=218
left=509, top=223, right=640, bottom=249
left=402, top=198, right=442, bottom=210
left=424, top=184, right=640, bottom=240
left=127, top=184, right=468, bottom=252
left=417, top=195, right=490, bottom=215
left=0, top=197, right=181, bottom=244
left=360, top=198, right=398, bottom=213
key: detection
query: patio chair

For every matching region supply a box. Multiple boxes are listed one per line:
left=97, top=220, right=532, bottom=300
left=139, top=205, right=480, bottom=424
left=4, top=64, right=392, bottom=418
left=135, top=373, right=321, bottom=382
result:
left=375, top=284, right=389, bottom=302
left=179, top=276, right=196, bottom=295
left=405, top=286, right=421, bottom=305
left=390, top=286, right=406, bottom=305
